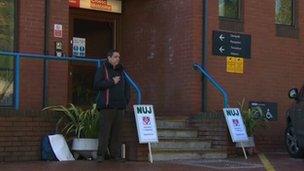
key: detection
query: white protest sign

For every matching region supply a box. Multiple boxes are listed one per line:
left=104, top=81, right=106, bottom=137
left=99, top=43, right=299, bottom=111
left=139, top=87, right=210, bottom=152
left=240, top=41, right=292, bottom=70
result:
left=133, top=105, right=158, bottom=144
left=223, top=108, right=248, bottom=142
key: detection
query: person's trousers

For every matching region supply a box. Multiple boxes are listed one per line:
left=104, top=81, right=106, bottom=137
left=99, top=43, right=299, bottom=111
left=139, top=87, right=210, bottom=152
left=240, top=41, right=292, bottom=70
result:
left=97, top=109, right=124, bottom=159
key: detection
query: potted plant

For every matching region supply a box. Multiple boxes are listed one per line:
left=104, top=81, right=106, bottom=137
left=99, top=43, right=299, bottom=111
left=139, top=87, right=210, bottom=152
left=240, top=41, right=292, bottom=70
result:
left=236, top=99, right=266, bottom=153
left=43, top=103, right=100, bottom=159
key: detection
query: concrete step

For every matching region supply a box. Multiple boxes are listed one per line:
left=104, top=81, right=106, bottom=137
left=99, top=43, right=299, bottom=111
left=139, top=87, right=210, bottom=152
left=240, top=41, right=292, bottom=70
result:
left=153, top=151, right=201, bottom=161
left=152, top=150, right=227, bottom=161
left=158, top=129, right=198, bottom=139
left=157, top=120, right=186, bottom=129
left=202, top=151, right=228, bottom=159
left=151, top=140, right=211, bottom=150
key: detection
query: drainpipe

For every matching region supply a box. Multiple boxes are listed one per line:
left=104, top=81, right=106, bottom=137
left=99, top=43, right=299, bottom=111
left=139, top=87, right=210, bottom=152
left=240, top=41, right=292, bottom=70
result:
left=202, top=0, right=208, bottom=112
left=43, top=0, right=50, bottom=107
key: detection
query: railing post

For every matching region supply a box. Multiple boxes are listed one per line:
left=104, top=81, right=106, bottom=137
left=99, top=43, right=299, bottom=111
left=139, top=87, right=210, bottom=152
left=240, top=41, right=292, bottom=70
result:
left=15, top=54, right=20, bottom=110
left=193, top=63, right=229, bottom=108
left=123, top=71, right=142, bottom=104
left=97, top=59, right=102, bottom=68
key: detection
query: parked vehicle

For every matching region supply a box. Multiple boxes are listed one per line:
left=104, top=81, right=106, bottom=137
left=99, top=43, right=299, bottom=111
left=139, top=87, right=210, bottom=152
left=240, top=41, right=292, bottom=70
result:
left=285, top=85, right=304, bottom=158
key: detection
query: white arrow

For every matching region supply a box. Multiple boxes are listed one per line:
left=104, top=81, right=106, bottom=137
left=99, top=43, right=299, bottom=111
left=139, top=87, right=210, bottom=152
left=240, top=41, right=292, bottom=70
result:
left=219, top=34, right=225, bottom=41
left=219, top=46, right=225, bottom=53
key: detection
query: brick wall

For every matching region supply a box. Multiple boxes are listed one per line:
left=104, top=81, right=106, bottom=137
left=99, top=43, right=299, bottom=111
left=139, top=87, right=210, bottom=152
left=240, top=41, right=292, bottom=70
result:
left=122, top=111, right=148, bottom=161
left=122, top=0, right=203, bottom=116
left=121, top=0, right=302, bottom=153
left=0, top=109, right=57, bottom=162
left=18, top=0, right=69, bottom=109
left=0, top=0, right=70, bottom=162
left=187, top=112, right=237, bottom=157
left=205, top=0, right=303, bottom=152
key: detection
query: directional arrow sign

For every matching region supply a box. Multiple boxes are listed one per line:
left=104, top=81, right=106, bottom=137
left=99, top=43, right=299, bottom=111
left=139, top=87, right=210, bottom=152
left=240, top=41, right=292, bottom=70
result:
left=219, top=46, right=225, bottom=53
left=212, top=31, right=251, bottom=58
left=219, top=34, right=225, bottom=41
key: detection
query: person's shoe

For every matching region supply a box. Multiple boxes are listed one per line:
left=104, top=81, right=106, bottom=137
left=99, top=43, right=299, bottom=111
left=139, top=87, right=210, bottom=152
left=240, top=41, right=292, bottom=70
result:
left=113, top=157, right=125, bottom=162
left=97, top=156, right=104, bottom=163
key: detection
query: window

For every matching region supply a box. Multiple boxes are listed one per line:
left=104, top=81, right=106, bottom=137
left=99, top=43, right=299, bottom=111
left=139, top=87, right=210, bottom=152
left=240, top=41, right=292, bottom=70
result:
left=219, top=0, right=240, bottom=19
left=0, top=0, right=15, bottom=106
left=275, top=0, right=293, bottom=25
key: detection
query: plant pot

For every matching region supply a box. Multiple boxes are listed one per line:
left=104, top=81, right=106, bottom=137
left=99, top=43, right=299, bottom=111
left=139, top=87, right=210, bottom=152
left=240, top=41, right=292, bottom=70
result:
left=235, top=136, right=255, bottom=148
left=72, top=138, right=99, bottom=160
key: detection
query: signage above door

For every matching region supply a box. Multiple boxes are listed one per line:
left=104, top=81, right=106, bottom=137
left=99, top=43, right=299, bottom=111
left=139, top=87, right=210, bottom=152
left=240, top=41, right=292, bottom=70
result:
left=69, top=0, right=122, bottom=13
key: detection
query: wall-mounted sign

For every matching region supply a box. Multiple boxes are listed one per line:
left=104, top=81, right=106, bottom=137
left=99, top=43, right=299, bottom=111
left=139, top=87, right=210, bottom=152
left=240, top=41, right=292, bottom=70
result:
left=72, top=37, right=86, bottom=57
left=249, top=101, right=278, bottom=121
left=213, top=31, right=251, bottom=58
left=69, top=0, right=122, bottom=13
left=55, top=41, right=63, bottom=57
left=54, top=24, right=63, bottom=38
left=226, top=56, right=244, bottom=74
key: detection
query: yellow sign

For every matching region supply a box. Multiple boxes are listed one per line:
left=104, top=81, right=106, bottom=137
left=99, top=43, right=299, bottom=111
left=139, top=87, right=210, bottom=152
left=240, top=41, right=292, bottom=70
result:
left=235, top=57, right=244, bottom=73
left=226, top=56, right=244, bottom=74
left=226, top=57, right=235, bottom=73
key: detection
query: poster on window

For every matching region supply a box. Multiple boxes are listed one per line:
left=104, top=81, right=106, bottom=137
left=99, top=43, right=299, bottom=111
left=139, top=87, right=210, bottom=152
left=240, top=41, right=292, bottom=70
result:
left=72, top=37, right=86, bottom=57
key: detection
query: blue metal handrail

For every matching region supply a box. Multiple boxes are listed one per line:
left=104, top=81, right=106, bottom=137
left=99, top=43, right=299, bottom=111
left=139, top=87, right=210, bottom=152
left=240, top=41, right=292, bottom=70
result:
left=123, top=71, right=142, bottom=104
left=0, top=51, right=142, bottom=109
left=193, top=63, right=229, bottom=108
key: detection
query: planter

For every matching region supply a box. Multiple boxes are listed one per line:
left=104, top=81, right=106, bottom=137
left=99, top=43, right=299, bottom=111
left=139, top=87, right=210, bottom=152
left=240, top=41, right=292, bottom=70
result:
left=72, top=138, right=99, bottom=160
left=236, top=136, right=255, bottom=148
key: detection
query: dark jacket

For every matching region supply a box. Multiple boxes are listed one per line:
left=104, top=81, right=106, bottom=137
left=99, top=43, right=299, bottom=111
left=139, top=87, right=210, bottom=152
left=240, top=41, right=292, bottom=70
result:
left=94, top=61, right=130, bottom=109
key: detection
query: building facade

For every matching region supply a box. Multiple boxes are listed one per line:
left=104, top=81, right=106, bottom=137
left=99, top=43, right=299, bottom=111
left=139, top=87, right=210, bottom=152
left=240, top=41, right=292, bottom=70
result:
left=0, top=0, right=302, bottom=161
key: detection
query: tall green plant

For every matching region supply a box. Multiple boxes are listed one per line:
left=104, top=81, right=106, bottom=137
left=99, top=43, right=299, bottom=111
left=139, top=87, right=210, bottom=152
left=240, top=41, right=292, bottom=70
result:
left=43, top=103, right=100, bottom=138
left=238, top=99, right=266, bottom=136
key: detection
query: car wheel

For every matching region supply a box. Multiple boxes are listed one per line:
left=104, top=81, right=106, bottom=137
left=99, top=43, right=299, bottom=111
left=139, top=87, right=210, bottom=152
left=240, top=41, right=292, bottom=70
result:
left=285, top=124, right=304, bottom=158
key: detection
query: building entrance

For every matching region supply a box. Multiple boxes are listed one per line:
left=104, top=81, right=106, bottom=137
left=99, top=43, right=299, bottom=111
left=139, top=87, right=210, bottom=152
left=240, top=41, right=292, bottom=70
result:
left=68, top=8, right=119, bottom=106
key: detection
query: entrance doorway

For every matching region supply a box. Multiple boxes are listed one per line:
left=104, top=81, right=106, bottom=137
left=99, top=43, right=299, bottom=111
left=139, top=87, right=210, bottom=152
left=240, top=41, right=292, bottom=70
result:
left=69, top=8, right=120, bottom=106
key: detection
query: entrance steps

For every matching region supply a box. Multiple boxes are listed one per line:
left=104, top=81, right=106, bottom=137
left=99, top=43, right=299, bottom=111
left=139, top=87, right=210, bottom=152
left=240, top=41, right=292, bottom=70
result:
left=152, top=117, right=227, bottom=161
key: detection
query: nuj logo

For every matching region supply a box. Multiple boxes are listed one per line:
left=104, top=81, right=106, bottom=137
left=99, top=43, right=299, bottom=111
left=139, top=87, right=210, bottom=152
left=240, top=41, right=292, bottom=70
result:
left=226, top=109, right=240, bottom=116
left=136, top=106, right=152, bottom=114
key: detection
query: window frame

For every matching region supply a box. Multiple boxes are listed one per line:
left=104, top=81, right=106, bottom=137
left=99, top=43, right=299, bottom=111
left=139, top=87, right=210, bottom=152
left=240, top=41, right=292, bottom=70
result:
left=275, top=0, right=294, bottom=26
left=219, top=0, right=242, bottom=21
left=275, top=0, right=298, bottom=39
left=219, top=0, right=244, bottom=32
left=0, top=0, right=17, bottom=108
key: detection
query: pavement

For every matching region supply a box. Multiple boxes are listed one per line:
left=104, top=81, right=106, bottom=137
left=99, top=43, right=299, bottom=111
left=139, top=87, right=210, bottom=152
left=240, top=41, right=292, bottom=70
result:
left=0, top=152, right=303, bottom=171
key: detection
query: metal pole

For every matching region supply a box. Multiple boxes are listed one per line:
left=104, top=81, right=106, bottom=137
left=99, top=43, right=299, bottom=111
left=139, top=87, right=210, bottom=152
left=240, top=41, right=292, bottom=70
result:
left=15, top=54, right=20, bottom=110
left=202, top=0, right=209, bottom=112
left=43, top=0, right=50, bottom=107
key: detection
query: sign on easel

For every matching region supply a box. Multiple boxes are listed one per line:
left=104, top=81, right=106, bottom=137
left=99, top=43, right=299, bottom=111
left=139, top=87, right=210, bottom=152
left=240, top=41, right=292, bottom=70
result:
left=223, top=108, right=248, bottom=159
left=133, top=105, right=158, bottom=163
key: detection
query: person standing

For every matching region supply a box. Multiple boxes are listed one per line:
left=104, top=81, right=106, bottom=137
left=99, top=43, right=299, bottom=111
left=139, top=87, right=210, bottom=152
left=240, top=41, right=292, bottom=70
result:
left=94, top=49, right=130, bottom=162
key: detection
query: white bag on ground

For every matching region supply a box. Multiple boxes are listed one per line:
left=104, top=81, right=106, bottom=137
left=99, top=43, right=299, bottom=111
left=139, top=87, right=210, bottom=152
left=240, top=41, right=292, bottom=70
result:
left=48, top=134, right=75, bottom=161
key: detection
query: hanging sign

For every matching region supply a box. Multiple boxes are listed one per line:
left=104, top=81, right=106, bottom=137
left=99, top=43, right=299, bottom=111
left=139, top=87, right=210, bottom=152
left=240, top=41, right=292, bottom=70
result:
left=69, top=0, right=122, bottom=13
left=133, top=105, right=158, bottom=143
